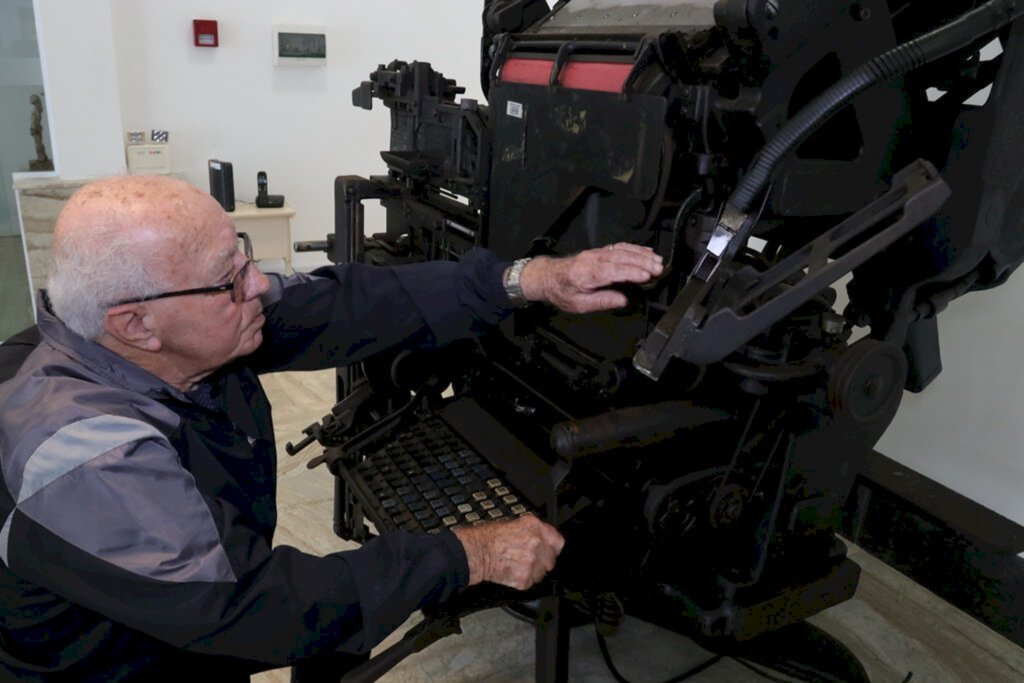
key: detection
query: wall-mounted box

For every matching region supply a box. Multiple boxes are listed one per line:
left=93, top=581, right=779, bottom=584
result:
left=193, top=19, right=218, bottom=47
left=273, top=25, right=326, bottom=65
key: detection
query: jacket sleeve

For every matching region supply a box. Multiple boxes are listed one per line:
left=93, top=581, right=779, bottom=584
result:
left=4, top=424, right=469, bottom=666
left=249, top=247, right=513, bottom=373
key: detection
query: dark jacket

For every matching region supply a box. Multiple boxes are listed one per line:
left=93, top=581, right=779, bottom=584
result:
left=0, top=250, right=512, bottom=681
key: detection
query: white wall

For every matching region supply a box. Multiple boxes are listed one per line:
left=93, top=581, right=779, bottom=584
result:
left=109, top=0, right=483, bottom=271
left=33, top=0, right=125, bottom=179
left=877, top=280, right=1024, bottom=526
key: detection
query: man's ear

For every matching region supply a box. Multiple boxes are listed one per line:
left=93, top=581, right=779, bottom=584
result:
left=103, top=306, right=162, bottom=352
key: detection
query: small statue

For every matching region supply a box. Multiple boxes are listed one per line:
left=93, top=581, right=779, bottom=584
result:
left=29, top=93, right=53, bottom=172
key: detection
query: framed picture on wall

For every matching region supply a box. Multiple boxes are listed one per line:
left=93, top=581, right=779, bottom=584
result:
left=273, top=25, right=327, bottom=66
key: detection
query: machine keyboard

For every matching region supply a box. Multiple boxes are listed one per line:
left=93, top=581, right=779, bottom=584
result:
left=350, top=416, right=534, bottom=534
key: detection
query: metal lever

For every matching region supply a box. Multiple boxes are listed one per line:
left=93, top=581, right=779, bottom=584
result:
left=339, top=584, right=537, bottom=682
left=633, top=159, right=951, bottom=379
left=340, top=614, right=462, bottom=683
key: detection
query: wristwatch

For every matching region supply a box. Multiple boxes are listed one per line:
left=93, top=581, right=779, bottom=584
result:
left=503, top=257, right=532, bottom=307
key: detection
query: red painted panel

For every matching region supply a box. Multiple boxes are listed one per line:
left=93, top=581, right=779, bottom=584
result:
left=500, top=58, right=632, bottom=93
left=501, top=58, right=554, bottom=86
left=560, top=62, right=632, bottom=93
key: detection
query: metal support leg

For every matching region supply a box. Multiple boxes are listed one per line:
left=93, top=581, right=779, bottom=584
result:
left=535, top=592, right=569, bottom=683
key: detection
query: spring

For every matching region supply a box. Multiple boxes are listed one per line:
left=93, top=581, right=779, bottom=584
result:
left=594, top=592, right=625, bottom=637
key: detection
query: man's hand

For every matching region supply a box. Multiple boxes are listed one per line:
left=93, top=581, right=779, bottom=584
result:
left=452, top=515, right=565, bottom=590
left=518, top=242, right=664, bottom=314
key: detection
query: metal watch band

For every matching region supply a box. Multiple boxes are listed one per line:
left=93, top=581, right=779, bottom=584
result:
left=504, top=257, right=532, bottom=307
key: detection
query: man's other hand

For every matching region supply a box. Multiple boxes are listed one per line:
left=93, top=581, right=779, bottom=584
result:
left=452, top=515, right=565, bottom=590
left=519, top=242, right=663, bottom=314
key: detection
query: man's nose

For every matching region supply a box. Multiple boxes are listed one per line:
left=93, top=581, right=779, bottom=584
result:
left=247, top=263, right=272, bottom=300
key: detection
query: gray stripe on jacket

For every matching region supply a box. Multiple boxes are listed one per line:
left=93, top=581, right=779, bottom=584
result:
left=17, top=415, right=163, bottom=503
left=1, top=415, right=236, bottom=584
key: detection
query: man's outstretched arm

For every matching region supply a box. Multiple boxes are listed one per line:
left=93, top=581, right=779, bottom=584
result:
left=517, top=242, right=664, bottom=313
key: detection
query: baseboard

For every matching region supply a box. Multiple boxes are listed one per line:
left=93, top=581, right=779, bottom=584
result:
left=844, top=450, right=1024, bottom=646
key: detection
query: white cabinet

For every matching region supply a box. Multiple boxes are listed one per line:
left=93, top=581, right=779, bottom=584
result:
left=231, top=201, right=295, bottom=274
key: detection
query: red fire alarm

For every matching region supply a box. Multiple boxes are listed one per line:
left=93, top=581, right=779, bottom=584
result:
left=193, top=19, right=218, bottom=47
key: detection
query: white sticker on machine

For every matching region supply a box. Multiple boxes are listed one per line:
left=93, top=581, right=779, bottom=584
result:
left=507, top=101, right=524, bottom=119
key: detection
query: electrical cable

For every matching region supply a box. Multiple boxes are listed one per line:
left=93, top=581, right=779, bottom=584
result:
left=662, top=654, right=726, bottom=683
left=734, top=656, right=801, bottom=682
left=595, top=626, right=725, bottom=683
left=594, top=618, right=883, bottom=683
left=595, top=630, right=632, bottom=683
left=729, top=0, right=1024, bottom=213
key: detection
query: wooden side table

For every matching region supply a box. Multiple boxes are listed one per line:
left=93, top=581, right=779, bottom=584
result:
left=230, top=201, right=295, bottom=274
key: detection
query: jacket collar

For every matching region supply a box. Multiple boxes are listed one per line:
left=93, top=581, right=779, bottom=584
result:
left=36, top=290, right=192, bottom=403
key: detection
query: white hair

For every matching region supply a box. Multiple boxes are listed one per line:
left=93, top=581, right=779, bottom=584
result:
left=47, top=222, right=170, bottom=341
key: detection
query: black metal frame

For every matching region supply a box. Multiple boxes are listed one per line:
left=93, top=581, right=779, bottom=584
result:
left=286, top=2, right=1024, bottom=680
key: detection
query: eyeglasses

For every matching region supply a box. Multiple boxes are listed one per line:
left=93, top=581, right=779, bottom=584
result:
left=110, top=257, right=254, bottom=306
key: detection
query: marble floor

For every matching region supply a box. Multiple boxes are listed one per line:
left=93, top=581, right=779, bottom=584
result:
left=0, top=235, right=34, bottom=341
left=255, top=369, right=1024, bottom=682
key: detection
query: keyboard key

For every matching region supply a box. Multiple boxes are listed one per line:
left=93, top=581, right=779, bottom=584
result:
left=457, top=503, right=473, bottom=514
left=510, top=504, right=527, bottom=515
left=442, top=516, right=458, bottom=527
left=488, top=509, right=504, bottom=519
left=502, top=495, right=519, bottom=505
left=486, top=478, right=502, bottom=488
left=472, top=491, right=488, bottom=502
left=494, top=487, right=510, bottom=496
left=465, top=512, right=481, bottom=523
left=480, top=500, right=495, bottom=510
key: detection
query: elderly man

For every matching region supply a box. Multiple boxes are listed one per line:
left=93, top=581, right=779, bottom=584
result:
left=0, top=175, right=663, bottom=681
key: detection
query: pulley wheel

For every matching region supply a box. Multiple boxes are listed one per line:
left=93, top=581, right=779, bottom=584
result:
left=828, top=339, right=908, bottom=426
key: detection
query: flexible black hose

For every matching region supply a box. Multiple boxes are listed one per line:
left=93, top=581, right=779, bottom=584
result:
left=730, top=0, right=1024, bottom=212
